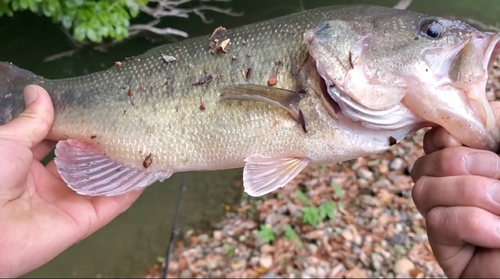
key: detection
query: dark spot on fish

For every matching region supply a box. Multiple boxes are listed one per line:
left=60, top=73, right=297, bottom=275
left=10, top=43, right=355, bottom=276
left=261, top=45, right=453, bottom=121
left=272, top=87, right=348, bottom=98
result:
left=298, top=89, right=307, bottom=98
left=298, top=109, right=307, bottom=133
left=267, top=72, right=278, bottom=86
left=246, top=67, right=253, bottom=81
left=163, top=80, right=169, bottom=87
left=246, top=52, right=251, bottom=57
left=277, top=59, right=284, bottom=65
left=414, top=36, right=419, bottom=40
left=143, top=153, right=153, bottom=168
left=125, top=56, right=135, bottom=63
left=199, top=97, right=206, bottom=111
left=389, top=136, right=397, bottom=146
left=193, top=74, right=213, bottom=86
left=128, top=88, right=135, bottom=106
left=90, top=135, right=97, bottom=139
left=123, top=109, right=127, bottom=114
left=348, top=52, right=354, bottom=69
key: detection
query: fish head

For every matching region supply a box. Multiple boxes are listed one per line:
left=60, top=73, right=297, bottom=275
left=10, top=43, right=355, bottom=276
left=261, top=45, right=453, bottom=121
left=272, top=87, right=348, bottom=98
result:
left=304, top=5, right=500, bottom=152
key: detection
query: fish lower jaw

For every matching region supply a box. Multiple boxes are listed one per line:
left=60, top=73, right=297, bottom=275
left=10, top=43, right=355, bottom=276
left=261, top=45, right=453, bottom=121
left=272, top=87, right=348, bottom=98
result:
left=316, top=67, right=420, bottom=143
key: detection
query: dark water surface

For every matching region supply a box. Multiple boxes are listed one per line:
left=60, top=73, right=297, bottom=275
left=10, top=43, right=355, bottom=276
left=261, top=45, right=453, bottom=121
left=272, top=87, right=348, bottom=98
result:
left=0, top=0, right=497, bottom=277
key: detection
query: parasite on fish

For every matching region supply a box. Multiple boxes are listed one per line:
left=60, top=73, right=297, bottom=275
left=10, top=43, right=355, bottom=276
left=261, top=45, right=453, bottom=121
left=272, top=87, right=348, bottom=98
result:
left=1, top=4, right=499, bottom=198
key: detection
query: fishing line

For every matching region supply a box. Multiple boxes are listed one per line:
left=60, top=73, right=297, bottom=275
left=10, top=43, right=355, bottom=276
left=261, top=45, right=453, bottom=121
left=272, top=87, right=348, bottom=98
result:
left=162, top=173, right=187, bottom=278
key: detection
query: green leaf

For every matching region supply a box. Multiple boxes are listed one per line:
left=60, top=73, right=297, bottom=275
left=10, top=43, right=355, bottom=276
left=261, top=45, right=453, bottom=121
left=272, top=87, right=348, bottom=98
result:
left=258, top=225, right=275, bottom=244
left=318, top=200, right=337, bottom=221
left=302, top=206, right=322, bottom=226
left=284, top=225, right=299, bottom=240
left=331, top=181, right=345, bottom=198
left=295, top=190, right=312, bottom=206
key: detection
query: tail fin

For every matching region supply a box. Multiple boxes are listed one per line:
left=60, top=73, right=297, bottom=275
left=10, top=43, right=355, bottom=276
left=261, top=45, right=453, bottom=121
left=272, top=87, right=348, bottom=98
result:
left=0, top=62, right=44, bottom=125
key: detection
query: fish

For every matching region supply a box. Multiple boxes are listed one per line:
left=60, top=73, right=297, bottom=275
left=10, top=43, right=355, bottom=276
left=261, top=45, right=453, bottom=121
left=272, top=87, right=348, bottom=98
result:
left=1, top=4, right=499, bottom=197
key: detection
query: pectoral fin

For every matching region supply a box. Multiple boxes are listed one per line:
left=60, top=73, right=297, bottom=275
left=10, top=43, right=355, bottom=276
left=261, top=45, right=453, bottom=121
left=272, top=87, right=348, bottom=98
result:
left=221, top=85, right=307, bottom=132
left=54, top=139, right=173, bottom=196
left=243, top=154, right=311, bottom=197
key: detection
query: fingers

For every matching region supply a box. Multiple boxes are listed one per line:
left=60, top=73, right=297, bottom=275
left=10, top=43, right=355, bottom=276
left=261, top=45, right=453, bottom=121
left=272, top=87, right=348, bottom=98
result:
left=32, top=140, right=56, bottom=162
left=0, top=139, right=33, bottom=203
left=422, top=126, right=462, bottom=154
left=0, top=85, right=54, bottom=149
left=427, top=206, right=500, bottom=251
left=412, top=175, right=500, bottom=217
left=426, top=206, right=500, bottom=278
left=410, top=146, right=500, bottom=182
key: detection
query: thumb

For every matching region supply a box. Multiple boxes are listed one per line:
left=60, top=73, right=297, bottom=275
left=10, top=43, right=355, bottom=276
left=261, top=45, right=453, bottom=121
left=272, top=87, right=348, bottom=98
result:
left=0, top=85, right=54, bottom=148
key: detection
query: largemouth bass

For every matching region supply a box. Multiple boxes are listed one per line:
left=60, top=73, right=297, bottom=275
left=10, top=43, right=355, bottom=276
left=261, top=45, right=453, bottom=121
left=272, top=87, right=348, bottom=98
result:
left=1, top=5, right=499, bottom=197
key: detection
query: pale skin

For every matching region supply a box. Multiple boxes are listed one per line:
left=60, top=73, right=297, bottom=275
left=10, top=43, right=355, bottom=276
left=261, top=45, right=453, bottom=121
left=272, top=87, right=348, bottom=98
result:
left=411, top=101, right=500, bottom=278
left=0, top=85, right=144, bottom=278
left=2, top=84, right=499, bottom=278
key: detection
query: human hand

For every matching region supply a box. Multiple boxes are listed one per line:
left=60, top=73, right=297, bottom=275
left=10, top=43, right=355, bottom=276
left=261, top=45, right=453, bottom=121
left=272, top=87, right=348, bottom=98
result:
left=410, top=101, right=500, bottom=277
left=0, top=85, right=144, bottom=277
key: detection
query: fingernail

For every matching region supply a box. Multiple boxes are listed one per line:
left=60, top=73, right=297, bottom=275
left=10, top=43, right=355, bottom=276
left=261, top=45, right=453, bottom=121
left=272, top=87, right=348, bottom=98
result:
left=465, top=152, right=499, bottom=177
left=488, top=182, right=500, bottom=205
left=23, top=85, right=38, bottom=106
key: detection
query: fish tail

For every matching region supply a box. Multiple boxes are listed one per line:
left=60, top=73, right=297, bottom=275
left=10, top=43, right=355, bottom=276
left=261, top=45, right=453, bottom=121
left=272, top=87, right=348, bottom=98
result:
left=0, top=62, right=44, bottom=125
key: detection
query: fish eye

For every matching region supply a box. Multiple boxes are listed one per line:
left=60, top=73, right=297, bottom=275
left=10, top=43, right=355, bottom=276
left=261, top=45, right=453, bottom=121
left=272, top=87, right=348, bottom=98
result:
left=420, top=20, right=444, bottom=39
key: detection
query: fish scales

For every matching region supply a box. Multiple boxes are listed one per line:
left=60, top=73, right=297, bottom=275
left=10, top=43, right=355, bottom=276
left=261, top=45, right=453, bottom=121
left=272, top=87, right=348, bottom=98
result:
left=1, top=4, right=499, bottom=196
left=35, top=6, right=378, bottom=171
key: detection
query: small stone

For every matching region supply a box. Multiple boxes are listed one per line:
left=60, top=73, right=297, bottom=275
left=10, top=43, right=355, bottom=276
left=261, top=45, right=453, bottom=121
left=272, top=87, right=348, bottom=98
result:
left=306, top=243, right=318, bottom=254
left=389, top=234, right=408, bottom=245
left=213, top=230, right=222, bottom=240
left=390, top=157, right=404, bottom=170
left=198, top=234, right=209, bottom=243
left=357, top=168, right=374, bottom=180
left=316, top=267, right=327, bottom=278
left=304, top=266, right=316, bottom=276
left=239, top=235, right=246, bottom=242
left=259, top=254, right=273, bottom=269
left=180, top=269, right=193, bottom=278
left=370, top=253, right=383, bottom=270
left=394, top=257, right=415, bottom=275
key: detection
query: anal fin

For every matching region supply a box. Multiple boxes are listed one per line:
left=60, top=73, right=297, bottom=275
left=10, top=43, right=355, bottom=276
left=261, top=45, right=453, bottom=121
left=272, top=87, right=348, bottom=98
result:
left=54, top=139, right=173, bottom=196
left=243, top=154, right=310, bottom=197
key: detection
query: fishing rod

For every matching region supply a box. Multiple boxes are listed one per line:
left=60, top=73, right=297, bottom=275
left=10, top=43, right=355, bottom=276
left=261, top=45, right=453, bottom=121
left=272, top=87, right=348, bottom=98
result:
left=162, top=173, right=187, bottom=278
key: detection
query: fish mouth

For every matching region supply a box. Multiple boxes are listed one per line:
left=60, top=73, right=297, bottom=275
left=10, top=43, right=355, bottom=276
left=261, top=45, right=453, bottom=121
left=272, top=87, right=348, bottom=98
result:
left=315, top=61, right=424, bottom=142
left=314, top=31, right=500, bottom=152
left=416, top=31, right=500, bottom=152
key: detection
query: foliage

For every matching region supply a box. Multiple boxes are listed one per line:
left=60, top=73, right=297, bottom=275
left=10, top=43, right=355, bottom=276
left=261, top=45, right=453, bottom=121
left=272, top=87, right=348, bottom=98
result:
left=294, top=190, right=338, bottom=226
left=257, top=225, right=275, bottom=244
left=0, top=0, right=148, bottom=42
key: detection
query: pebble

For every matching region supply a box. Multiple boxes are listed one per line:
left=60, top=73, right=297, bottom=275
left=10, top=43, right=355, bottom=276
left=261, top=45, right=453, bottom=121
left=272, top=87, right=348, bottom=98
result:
left=390, top=158, right=404, bottom=170
left=259, top=254, right=273, bottom=269
left=213, top=230, right=222, bottom=240
left=370, top=253, right=383, bottom=270
left=180, top=269, right=193, bottom=278
left=357, top=168, right=374, bottom=180
left=198, top=234, right=209, bottom=243
left=394, top=257, right=415, bottom=275
left=307, top=243, right=318, bottom=254
left=389, top=234, right=408, bottom=245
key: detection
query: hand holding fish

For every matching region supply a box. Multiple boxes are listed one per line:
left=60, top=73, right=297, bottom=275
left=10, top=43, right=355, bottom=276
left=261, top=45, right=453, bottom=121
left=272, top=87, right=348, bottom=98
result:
left=0, top=85, right=143, bottom=278
left=411, top=102, right=500, bottom=278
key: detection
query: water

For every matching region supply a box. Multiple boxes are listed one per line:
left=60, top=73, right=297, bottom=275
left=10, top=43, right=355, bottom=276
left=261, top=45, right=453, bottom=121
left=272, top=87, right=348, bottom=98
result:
left=0, top=0, right=497, bottom=277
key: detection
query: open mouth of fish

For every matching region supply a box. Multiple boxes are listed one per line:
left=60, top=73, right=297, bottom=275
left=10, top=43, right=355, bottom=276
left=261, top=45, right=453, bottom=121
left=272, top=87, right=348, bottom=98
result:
left=311, top=31, right=500, bottom=151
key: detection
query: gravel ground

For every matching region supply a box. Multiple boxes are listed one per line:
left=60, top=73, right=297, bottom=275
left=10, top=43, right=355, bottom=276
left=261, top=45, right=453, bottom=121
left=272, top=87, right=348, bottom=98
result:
left=144, top=57, right=500, bottom=278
